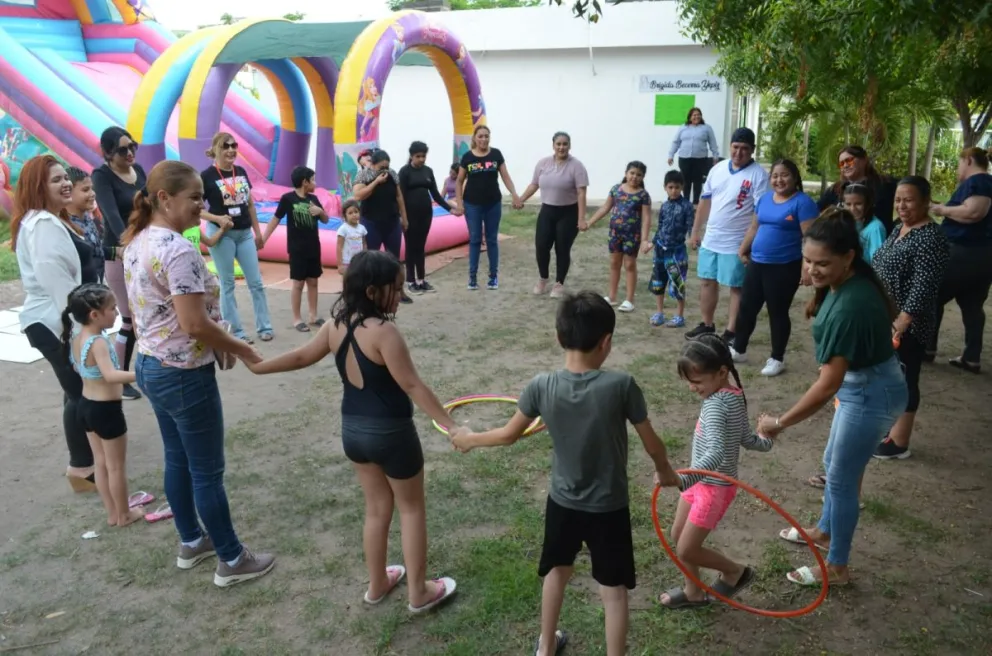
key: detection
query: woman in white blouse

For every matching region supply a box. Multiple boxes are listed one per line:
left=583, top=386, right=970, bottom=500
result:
left=10, top=155, right=94, bottom=492
left=667, top=107, right=720, bottom=206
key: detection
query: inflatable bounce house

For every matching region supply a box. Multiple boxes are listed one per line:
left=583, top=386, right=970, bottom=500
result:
left=0, top=0, right=487, bottom=266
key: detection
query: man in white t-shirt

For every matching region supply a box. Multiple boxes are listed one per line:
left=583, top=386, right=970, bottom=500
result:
left=687, top=127, right=769, bottom=342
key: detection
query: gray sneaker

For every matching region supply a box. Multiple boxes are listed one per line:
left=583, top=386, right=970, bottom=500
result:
left=213, top=548, right=276, bottom=588
left=177, top=535, right=216, bottom=570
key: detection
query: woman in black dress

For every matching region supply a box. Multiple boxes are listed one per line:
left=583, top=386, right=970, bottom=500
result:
left=871, top=176, right=949, bottom=461
left=818, top=145, right=898, bottom=235
left=399, top=141, right=462, bottom=295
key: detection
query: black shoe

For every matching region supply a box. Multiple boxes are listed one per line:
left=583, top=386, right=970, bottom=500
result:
left=873, top=437, right=910, bottom=460
left=721, top=330, right=736, bottom=345
left=419, top=280, right=437, bottom=293
left=400, top=293, right=414, bottom=304
left=684, top=323, right=716, bottom=340
left=406, top=283, right=424, bottom=296
left=122, top=383, right=142, bottom=401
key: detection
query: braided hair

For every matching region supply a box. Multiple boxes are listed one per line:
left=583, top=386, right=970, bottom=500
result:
left=677, top=333, right=746, bottom=407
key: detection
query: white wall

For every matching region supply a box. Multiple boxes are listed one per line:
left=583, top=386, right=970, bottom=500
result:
left=251, top=2, right=729, bottom=200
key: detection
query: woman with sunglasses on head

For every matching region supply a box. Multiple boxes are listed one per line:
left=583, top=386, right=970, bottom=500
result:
left=200, top=132, right=274, bottom=344
left=91, top=126, right=145, bottom=401
left=817, top=145, right=898, bottom=235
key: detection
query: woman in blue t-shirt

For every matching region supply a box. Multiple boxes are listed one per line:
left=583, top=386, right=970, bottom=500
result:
left=733, top=159, right=819, bottom=376
left=928, top=146, right=992, bottom=373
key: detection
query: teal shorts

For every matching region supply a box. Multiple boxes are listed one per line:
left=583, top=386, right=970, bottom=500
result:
left=697, top=246, right=746, bottom=288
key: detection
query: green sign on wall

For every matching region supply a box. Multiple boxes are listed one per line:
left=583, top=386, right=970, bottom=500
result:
left=654, top=94, right=696, bottom=126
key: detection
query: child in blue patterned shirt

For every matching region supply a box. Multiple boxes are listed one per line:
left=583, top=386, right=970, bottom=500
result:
left=642, top=170, right=695, bottom=327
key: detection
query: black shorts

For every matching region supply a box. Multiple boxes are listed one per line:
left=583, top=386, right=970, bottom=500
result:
left=77, top=398, right=128, bottom=440
left=341, top=415, right=424, bottom=480
left=289, top=251, right=323, bottom=281
left=538, top=497, right=636, bottom=589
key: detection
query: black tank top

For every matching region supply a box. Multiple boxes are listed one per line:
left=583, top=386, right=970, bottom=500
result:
left=334, top=319, right=413, bottom=418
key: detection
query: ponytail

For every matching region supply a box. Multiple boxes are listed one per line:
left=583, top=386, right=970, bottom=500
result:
left=60, top=305, right=75, bottom=362
left=121, top=189, right=152, bottom=246
left=677, top=333, right=747, bottom=408
left=120, top=161, right=200, bottom=246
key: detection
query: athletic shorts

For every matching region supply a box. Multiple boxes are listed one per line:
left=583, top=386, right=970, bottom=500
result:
left=341, top=415, right=424, bottom=480
left=697, top=246, right=746, bottom=288
left=682, top=482, right=738, bottom=530
left=289, top=251, right=323, bottom=281
left=538, top=497, right=636, bottom=589
left=77, top=397, right=127, bottom=440
left=649, top=244, right=689, bottom=300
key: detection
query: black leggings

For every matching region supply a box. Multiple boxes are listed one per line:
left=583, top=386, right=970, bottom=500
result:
left=733, top=259, right=802, bottom=361
left=927, top=242, right=992, bottom=363
left=897, top=332, right=924, bottom=413
left=362, top=218, right=402, bottom=259
left=24, top=323, right=94, bottom=468
left=535, top=203, right=579, bottom=284
left=405, top=208, right=432, bottom=282
left=678, top=157, right=710, bottom=205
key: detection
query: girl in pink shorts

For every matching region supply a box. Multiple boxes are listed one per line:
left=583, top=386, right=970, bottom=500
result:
left=658, top=333, right=775, bottom=609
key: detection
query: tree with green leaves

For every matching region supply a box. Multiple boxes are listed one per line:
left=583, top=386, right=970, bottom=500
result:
left=387, top=0, right=539, bottom=10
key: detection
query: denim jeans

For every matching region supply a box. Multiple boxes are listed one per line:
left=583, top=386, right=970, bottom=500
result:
left=463, top=201, right=501, bottom=279
left=818, top=355, right=907, bottom=566
left=204, top=226, right=273, bottom=339
left=136, top=354, right=243, bottom=561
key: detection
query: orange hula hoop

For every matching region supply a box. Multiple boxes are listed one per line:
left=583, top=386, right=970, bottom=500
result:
left=651, top=468, right=829, bottom=618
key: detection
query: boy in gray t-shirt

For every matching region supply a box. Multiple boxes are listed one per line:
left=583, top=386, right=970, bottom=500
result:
left=452, top=291, right=678, bottom=656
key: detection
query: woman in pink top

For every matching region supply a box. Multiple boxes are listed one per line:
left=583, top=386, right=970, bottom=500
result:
left=519, top=131, right=589, bottom=298
left=123, top=161, right=275, bottom=588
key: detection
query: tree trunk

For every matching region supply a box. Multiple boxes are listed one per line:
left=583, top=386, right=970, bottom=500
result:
left=923, top=125, right=937, bottom=179
left=908, top=116, right=918, bottom=175
left=803, top=119, right=810, bottom=170
left=955, top=97, right=992, bottom=148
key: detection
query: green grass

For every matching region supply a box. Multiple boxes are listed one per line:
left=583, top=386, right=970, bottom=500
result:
left=0, top=218, right=19, bottom=282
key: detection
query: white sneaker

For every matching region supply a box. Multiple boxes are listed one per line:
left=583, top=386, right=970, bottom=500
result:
left=604, top=296, right=617, bottom=306
left=761, top=358, right=786, bottom=376
left=617, top=300, right=635, bottom=313
left=729, top=345, right=748, bottom=363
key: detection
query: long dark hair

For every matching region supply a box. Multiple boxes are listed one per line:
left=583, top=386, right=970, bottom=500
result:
left=803, top=207, right=897, bottom=320
left=832, top=144, right=883, bottom=197
left=331, top=250, right=402, bottom=328
left=842, top=182, right=875, bottom=222
left=61, top=283, right=114, bottom=361
left=677, top=333, right=746, bottom=407
left=685, top=107, right=704, bottom=125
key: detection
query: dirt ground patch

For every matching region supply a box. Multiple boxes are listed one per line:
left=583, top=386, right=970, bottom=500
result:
left=1, top=210, right=990, bottom=655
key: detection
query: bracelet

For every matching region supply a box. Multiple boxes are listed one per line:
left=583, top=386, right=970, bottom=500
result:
left=775, top=417, right=783, bottom=429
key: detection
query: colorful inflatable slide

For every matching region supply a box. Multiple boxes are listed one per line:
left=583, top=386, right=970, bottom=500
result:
left=0, top=0, right=486, bottom=266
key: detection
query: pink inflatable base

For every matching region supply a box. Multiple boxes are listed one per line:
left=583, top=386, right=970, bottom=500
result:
left=204, top=212, right=470, bottom=268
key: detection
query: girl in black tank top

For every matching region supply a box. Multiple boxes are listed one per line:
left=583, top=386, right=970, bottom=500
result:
left=243, top=250, right=461, bottom=613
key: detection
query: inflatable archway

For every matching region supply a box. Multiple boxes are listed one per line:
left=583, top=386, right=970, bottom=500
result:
left=334, top=10, right=487, bottom=196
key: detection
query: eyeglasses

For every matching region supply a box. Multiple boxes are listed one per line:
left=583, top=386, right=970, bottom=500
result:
left=115, top=143, right=139, bottom=157
left=222, top=142, right=239, bottom=151
left=838, top=156, right=856, bottom=169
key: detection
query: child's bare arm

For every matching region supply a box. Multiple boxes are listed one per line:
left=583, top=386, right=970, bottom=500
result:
left=200, top=223, right=229, bottom=248
left=452, top=410, right=533, bottom=452
left=336, top=235, right=345, bottom=271
left=92, top=339, right=136, bottom=385
left=246, top=323, right=332, bottom=374
left=632, top=419, right=679, bottom=487
left=586, top=195, right=614, bottom=228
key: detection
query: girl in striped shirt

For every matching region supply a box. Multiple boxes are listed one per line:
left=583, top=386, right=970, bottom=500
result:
left=658, top=333, right=774, bottom=609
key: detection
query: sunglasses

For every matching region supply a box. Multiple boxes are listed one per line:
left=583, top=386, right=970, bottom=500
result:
left=115, top=143, right=139, bottom=157
left=838, top=156, right=856, bottom=169
left=222, top=141, right=239, bottom=151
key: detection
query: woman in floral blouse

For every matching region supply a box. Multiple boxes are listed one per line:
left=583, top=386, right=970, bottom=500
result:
left=123, top=161, right=275, bottom=587
left=870, top=176, right=949, bottom=460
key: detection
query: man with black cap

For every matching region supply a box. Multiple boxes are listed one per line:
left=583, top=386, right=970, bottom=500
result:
left=687, top=126, right=769, bottom=343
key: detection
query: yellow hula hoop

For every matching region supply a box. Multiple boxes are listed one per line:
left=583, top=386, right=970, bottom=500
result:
left=432, top=394, right=546, bottom=437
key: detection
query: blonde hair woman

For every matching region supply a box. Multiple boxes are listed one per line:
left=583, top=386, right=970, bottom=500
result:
left=199, top=132, right=273, bottom=344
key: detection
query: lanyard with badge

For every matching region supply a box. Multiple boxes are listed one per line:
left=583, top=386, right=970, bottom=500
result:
left=216, top=165, right=242, bottom=217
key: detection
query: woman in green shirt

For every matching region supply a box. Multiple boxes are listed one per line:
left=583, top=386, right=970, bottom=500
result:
left=757, top=208, right=908, bottom=587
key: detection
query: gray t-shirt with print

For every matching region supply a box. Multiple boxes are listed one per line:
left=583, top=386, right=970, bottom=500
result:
left=518, top=369, right=649, bottom=513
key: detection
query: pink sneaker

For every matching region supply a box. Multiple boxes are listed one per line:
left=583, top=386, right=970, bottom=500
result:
left=549, top=283, right=565, bottom=298
left=533, top=278, right=549, bottom=295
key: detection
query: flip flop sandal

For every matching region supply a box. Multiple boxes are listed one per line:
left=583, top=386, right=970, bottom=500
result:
left=128, top=491, right=155, bottom=508
left=312, top=318, right=326, bottom=327
left=408, top=576, right=457, bottom=614
left=658, top=587, right=710, bottom=610
left=259, top=333, right=274, bottom=342
left=239, top=335, right=255, bottom=345
left=710, top=566, right=756, bottom=599
left=808, top=474, right=827, bottom=489
left=294, top=323, right=310, bottom=333
left=779, top=527, right=828, bottom=552
left=786, top=566, right=850, bottom=587
left=144, top=503, right=173, bottom=523
left=533, top=629, right=568, bottom=656
left=363, top=565, right=407, bottom=605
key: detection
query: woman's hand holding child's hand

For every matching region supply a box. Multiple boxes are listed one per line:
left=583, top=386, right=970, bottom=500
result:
left=449, top=425, right=473, bottom=453
left=756, top=413, right=782, bottom=438
left=240, top=345, right=264, bottom=371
